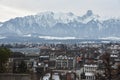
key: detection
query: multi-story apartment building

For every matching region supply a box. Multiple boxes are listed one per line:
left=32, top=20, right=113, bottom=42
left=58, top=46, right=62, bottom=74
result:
left=83, top=64, right=98, bottom=80
left=56, top=55, right=76, bottom=69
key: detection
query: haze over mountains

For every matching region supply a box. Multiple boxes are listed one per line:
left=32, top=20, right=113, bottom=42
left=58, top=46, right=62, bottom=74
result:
left=0, top=10, right=120, bottom=41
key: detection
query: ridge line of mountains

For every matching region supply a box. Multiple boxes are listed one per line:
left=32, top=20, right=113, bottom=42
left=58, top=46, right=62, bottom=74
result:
left=0, top=10, right=120, bottom=42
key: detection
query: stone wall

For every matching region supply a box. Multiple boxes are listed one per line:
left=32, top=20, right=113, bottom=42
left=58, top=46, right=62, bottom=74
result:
left=0, top=73, right=31, bottom=80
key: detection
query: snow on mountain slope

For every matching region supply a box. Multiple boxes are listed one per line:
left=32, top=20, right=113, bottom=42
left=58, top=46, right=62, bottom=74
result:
left=8, top=10, right=97, bottom=27
left=0, top=23, right=3, bottom=27
left=80, top=10, right=99, bottom=23
left=0, top=10, right=120, bottom=40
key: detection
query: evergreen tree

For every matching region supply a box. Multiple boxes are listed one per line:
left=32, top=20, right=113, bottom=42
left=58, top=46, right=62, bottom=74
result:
left=0, top=47, right=11, bottom=73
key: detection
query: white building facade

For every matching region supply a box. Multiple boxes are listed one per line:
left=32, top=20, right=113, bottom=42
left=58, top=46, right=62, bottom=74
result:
left=83, top=64, right=98, bottom=80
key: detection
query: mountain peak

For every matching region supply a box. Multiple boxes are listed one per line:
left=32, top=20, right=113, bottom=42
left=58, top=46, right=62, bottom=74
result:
left=37, top=11, right=54, bottom=15
left=0, top=11, right=120, bottom=41
left=36, top=11, right=75, bottom=17
left=86, top=10, right=93, bottom=16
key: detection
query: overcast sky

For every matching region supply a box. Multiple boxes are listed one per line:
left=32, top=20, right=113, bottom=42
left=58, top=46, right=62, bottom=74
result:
left=0, top=0, right=120, bottom=22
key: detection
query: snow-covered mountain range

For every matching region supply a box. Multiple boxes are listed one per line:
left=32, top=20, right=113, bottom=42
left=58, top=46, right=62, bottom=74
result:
left=0, top=10, right=120, bottom=41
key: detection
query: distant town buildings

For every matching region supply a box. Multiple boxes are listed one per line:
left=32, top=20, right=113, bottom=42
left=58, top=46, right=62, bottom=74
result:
left=1, top=43, right=120, bottom=80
